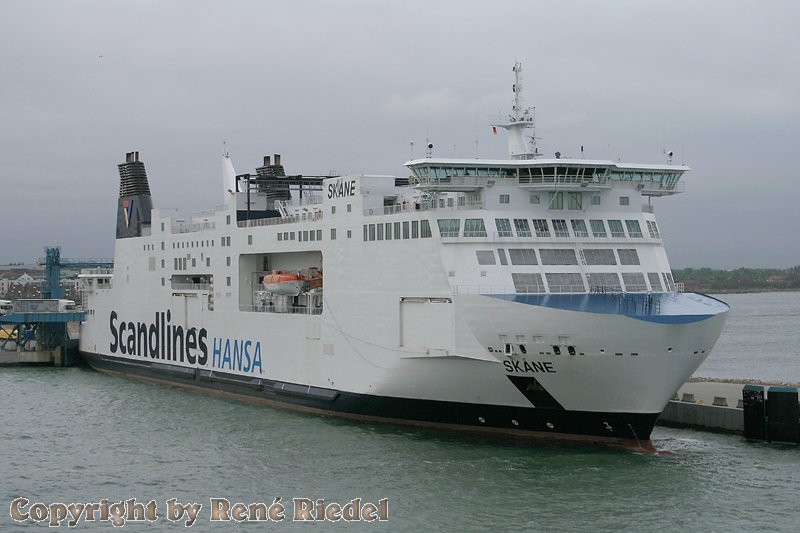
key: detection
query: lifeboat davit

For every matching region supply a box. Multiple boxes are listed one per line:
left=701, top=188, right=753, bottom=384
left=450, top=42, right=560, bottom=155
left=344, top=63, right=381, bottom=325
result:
left=262, top=271, right=305, bottom=296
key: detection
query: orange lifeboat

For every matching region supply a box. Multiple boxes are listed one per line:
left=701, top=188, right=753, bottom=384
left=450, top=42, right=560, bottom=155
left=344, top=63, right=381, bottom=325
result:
left=262, top=270, right=305, bottom=296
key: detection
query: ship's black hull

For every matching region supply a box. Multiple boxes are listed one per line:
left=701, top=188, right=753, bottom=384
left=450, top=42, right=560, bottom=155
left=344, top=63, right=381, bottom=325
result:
left=81, top=352, right=660, bottom=450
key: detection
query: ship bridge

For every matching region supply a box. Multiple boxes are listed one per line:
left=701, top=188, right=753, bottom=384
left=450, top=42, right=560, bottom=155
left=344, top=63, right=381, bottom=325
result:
left=404, top=158, right=687, bottom=196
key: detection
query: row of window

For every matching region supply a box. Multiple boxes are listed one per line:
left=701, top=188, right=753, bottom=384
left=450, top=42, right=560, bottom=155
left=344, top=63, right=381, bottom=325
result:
left=363, top=220, right=433, bottom=241
left=476, top=248, right=641, bottom=267
left=438, top=217, right=657, bottom=239
left=144, top=239, right=217, bottom=252
left=511, top=271, right=676, bottom=294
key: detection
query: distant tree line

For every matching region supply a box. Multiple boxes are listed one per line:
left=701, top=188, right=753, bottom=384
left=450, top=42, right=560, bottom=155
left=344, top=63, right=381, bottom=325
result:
left=673, top=266, right=800, bottom=292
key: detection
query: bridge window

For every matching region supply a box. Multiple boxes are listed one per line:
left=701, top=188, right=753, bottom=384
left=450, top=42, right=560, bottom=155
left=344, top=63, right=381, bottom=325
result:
left=552, top=219, right=570, bottom=237
left=571, top=219, right=589, bottom=237
left=495, top=218, right=513, bottom=237
left=532, top=219, right=550, bottom=237
left=514, top=219, right=532, bottom=237
left=625, top=220, right=643, bottom=238
left=608, top=220, right=625, bottom=238
left=647, top=220, right=660, bottom=238
left=437, top=219, right=460, bottom=237
left=464, top=218, right=487, bottom=237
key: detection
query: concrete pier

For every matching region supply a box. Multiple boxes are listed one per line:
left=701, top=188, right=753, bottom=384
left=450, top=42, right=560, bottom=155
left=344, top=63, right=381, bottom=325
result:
left=657, top=379, right=800, bottom=437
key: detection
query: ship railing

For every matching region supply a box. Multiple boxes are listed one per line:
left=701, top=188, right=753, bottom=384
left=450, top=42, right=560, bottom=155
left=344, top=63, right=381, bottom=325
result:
left=239, top=304, right=323, bottom=315
left=237, top=210, right=324, bottom=228
left=171, top=283, right=212, bottom=291
left=362, top=201, right=485, bottom=217
left=172, top=221, right=216, bottom=234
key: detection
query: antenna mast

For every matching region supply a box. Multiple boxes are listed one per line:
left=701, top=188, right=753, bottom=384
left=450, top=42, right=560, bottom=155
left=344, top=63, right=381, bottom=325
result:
left=493, top=62, right=539, bottom=160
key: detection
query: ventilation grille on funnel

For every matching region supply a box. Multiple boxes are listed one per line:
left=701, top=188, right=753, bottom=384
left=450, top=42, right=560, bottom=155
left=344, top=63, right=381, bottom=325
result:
left=117, top=151, right=151, bottom=197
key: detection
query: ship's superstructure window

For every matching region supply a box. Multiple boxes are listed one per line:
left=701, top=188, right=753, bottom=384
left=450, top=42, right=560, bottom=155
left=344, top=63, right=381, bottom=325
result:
left=568, top=192, right=582, bottom=210
left=625, top=220, right=643, bottom=238
left=500, top=194, right=510, bottom=204
left=590, top=219, right=607, bottom=237
left=458, top=196, right=466, bottom=207
left=662, top=272, right=676, bottom=291
left=622, top=273, right=647, bottom=292
left=608, top=220, right=625, bottom=238
left=533, top=219, right=550, bottom=237
left=369, top=224, right=376, bottom=241
left=514, top=219, right=532, bottom=237
left=161, top=259, right=165, bottom=268
left=530, top=194, right=540, bottom=204
left=584, top=249, right=616, bottom=265
left=508, top=248, right=538, bottom=265
left=549, top=192, right=564, bottom=210
left=226, top=215, right=231, bottom=225
left=464, top=218, right=487, bottom=237
left=571, top=219, right=589, bottom=237
left=495, top=218, right=513, bottom=237
left=226, top=256, right=231, bottom=266
left=476, top=251, right=496, bottom=265
left=552, top=219, right=570, bottom=237
left=546, top=273, right=585, bottom=292
left=248, top=235, right=253, bottom=245
left=512, top=273, right=545, bottom=293
left=437, top=219, right=460, bottom=237
left=647, top=220, right=660, bottom=238
left=617, top=249, right=640, bottom=265
left=540, top=249, right=578, bottom=265
left=347, top=203, right=352, bottom=213
left=226, top=276, right=231, bottom=286
left=394, top=222, right=401, bottom=239
left=331, top=228, right=337, bottom=240
left=497, top=249, right=508, bottom=265
left=421, top=220, right=432, bottom=238
left=620, top=196, right=630, bottom=206
left=377, top=224, right=384, bottom=240
left=648, top=272, right=663, bottom=291
left=385, top=222, right=392, bottom=239
left=590, top=272, right=622, bottom=290
left=412, top=221, right=419, bottom=238
left=591, top=195, right=601, bottom=206
left=403, top=221, right=410, bottom=239
left=331, top=206, right=336, bottom=214
left=347, top=229, right=352, bottom=239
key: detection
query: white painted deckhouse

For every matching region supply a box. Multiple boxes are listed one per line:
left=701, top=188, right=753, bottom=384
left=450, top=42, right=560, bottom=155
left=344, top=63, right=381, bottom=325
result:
left=79, top=64, right=728, bottom=449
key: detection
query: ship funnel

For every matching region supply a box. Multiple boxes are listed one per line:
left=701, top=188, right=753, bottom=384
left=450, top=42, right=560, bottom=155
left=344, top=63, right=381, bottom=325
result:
left=116, top=151, right=154, bottom=239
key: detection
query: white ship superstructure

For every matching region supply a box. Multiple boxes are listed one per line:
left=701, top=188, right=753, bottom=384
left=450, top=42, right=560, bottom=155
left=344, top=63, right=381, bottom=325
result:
left=79, top=64, right=728, bottom=448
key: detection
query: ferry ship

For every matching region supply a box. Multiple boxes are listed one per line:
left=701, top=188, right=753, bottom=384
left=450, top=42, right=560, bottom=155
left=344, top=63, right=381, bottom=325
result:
left=79, top=64, right=729, bottom=449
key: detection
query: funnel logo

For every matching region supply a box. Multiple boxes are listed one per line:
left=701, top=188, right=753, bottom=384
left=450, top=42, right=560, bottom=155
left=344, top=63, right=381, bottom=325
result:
left=122, top=199, right=133, bottom=227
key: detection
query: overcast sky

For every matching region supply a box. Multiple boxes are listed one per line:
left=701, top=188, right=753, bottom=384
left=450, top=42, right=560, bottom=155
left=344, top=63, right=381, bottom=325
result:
left=1, top=0, right=798, bottom=268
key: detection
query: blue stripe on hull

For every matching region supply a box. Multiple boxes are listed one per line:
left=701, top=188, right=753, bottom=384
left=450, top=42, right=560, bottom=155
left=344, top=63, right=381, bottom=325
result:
left=485, top=292, right=729, bottom=324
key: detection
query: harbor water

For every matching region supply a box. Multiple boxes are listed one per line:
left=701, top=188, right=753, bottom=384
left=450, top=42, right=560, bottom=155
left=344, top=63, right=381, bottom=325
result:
left=2, top=292, right=799, bottom=531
